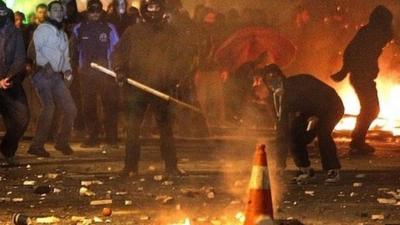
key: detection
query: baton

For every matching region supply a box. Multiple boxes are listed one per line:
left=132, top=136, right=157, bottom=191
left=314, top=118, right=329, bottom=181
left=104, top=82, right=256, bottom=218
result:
left=90, top=63, right=202, bottom=114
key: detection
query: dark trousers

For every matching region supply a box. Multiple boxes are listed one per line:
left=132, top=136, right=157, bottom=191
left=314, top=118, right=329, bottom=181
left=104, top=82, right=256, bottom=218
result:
left=350, top=79, right=379, bottom=145
left=31, top=71, right=77, bottom=148
left=125, top=91, right=177, bottom=170
left=0, top=84, right=29, bottom=157
left=81, top=72, right=119, bottom=144
left=290, top=107, right=343, bottom=170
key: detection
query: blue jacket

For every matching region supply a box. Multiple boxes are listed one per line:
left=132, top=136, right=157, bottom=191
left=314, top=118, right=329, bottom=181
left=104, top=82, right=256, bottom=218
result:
left=71, top=20, right=119, bottom=73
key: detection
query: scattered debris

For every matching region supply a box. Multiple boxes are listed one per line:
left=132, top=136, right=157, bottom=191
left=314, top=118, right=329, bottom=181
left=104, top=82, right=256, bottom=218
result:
left=207, top=191, right=215, bottom=199
left=162, top=181, right=174, bottom=186
left=115, top=192, right=128, bottom=196
left=12, top=213, right=32, bottom=225
left=53, top=188, right=61, bottom=194
left=305, top=191, right=315, bottom=196
left=71, top=216, right=93, bottom=224
left=102, top=207, right=112, bottom=217
left=81, top=180, right=104, bottom=186
left=378, top=188, right=390, bottom=192
left=36, top=216, right=60, bottom=223
left=377, top=198, right=397, bottom=205
left=90, top=199, right=112, bottom=206
left=180, top=188, right=200, bottom=197
left=355, top=174, right=366, bottom=178
left=155, top=195, right=174, bottom=204
left=154, top=175, right=163, bottom=181
left=79, top=187, right=96, bottom=197
left=140, top=215, right=150, bottom=221
left=47, top=173, right=58, bottom=179
left=371, top=214, right=384, bottom=220
left=93, top=217, right=103, bottom=223
left=12, top=198, right=24, bottom=202
left=23, top=180, right=36, bottom=186
left=0, top=197, right=10, bottom=202
left=124, top=200, right=132, bottom=206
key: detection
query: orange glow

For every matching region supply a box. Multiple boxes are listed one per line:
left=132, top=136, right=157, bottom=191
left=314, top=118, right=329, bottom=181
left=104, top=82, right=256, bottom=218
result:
left=335, top=76, right=400, bottom=135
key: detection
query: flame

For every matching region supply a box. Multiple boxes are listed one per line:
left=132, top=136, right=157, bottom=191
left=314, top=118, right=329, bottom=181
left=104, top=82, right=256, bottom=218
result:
left=169, top=218, right=191, bottom=225
left=335, top=75, right=400, bottom=135
left=235, top=212, right=245, bottom=224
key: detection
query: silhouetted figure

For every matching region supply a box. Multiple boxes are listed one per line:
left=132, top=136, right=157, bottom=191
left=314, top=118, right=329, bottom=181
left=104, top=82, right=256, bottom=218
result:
left=258, top=64, right=344, bottom=184
left=113, top=0, right=185, bottom=177
left=331, top=5, right=393, bottom=155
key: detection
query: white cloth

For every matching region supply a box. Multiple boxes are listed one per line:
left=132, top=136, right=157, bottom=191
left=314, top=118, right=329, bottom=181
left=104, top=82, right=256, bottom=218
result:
left=33, top=23, right=71, bottom=73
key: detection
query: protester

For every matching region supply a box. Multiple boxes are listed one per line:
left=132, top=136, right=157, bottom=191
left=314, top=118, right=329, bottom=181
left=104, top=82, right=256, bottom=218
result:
left=257, top=64, right=344, bottom=184
left=331, top=5, right=393, bottom=155
left=28, top=0, right=76, bottom=157
left=0, top=1, right=29, bottom=166
left=71, top=0, right=120, bottom=149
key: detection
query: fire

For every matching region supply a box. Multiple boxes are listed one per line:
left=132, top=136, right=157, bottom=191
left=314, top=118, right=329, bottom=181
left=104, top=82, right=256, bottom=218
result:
left=235, top=212, right=246, bottom=223
left=169, top=218, right=191, bottom=225
left=168, top=212, right=245, bottom=225
left=335, top=76, right=400, bottom=135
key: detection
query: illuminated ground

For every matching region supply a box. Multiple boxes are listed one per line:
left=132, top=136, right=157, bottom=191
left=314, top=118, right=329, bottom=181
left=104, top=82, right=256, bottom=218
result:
left=0, top=137, right=400, bottom=225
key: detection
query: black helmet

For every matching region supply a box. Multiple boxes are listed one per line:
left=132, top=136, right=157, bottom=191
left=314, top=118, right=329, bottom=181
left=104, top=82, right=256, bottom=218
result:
left=140, top=0, right=166, bottom=23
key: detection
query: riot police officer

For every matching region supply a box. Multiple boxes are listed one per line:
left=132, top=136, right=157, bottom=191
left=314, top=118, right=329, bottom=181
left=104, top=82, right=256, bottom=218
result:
left=112, top=0, right=184, bottom=177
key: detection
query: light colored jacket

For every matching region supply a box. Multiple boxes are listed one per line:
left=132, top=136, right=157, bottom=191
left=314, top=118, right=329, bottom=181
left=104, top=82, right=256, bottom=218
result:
left=33, top=22, right=71, bottom=73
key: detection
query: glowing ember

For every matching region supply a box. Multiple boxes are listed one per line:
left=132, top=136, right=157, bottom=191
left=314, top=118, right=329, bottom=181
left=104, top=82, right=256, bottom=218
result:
left=335, top=77, right=400, bottom=136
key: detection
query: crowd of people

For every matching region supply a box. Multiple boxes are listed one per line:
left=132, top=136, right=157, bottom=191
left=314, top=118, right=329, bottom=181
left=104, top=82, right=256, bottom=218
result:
left=0, top=0, right=395, bottom=182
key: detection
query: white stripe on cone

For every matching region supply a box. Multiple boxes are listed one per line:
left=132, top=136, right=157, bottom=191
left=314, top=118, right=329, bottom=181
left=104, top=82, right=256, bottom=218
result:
left=249, top=166, right=270, bottom=189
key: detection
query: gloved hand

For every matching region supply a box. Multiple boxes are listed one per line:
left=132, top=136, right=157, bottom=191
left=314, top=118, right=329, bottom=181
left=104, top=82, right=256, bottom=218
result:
left=331, top=69, right=347, bottom=82
left=115, top=69, right=126, bottom=87
left=63, top=70, right=73, bottom=88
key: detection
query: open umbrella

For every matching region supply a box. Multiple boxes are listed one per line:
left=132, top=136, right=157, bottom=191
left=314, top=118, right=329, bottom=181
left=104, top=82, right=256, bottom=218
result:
left=215, top=26, right=296, bottom=72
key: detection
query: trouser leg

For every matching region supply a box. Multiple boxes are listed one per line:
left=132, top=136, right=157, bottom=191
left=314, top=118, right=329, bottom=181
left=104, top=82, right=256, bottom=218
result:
left=0, top=85, right=30, bottom=157
left=125, top=94, right=148, bottom=171
left=31, top=74, right=56, bottom=148
left=101, top=77, right=119, bottom=144
left=81, top=74, right=100, bottom=140
left=351, top=80, right=379, bottom=145
left=153, top=99, right=177, bottom=169
left=52, top=75, right=77, bottom=146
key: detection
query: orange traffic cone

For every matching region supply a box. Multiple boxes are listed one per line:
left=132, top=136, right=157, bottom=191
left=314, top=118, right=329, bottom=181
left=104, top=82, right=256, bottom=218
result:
left=244, top=144, right=274, bottom=225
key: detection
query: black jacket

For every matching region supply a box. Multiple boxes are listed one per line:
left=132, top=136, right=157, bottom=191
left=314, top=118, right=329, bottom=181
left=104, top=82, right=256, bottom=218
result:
left=0, top=21, right=26, bottom=82
left=275, top=74, right=343, bottom=138
left=112, top=22, right=183, bottom=92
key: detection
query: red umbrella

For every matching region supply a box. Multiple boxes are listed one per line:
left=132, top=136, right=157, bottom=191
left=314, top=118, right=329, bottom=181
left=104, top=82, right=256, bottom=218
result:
left=215, top=26, right=296, bottom=72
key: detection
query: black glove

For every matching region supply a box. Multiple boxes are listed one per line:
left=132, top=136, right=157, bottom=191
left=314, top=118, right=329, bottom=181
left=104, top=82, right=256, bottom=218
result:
left=115, top=69, right=126, bottom=87
left=331, top=69, right=347, bottom=82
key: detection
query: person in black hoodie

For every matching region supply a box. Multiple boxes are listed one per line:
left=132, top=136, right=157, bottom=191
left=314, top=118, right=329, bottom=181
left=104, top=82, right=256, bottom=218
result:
left=0, top=1, right=29, bottom=166
left=256, top=64, right=344, bottom=184
left=331, top=5, right=393, bottom=155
